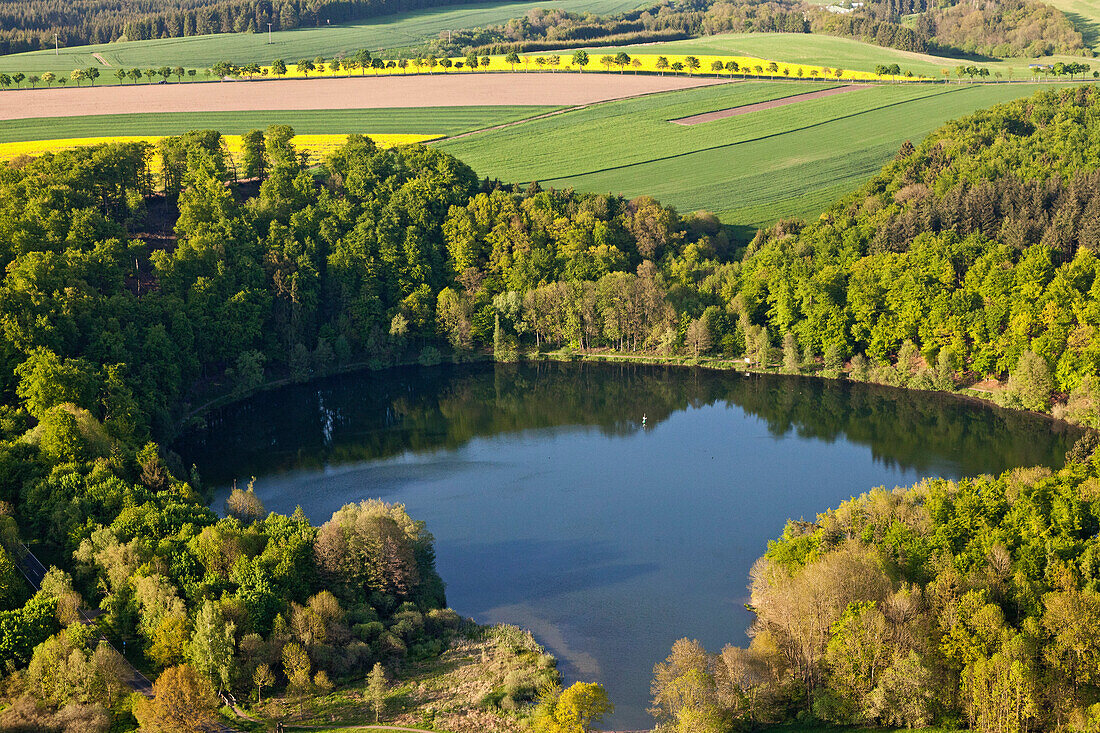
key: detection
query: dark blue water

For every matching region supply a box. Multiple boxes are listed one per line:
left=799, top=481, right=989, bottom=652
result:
left=177, top=362, right=1079, bottom=728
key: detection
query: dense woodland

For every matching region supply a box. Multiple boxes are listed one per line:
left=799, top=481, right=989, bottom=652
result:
left=852, top=0, right=1087, bottom=57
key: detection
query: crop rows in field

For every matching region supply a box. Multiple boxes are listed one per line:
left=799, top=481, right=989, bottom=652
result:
left=439, top=81, right=1063, bottom=229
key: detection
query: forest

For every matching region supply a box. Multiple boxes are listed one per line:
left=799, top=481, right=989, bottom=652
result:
left=845, top=0, right=1087, bottom=57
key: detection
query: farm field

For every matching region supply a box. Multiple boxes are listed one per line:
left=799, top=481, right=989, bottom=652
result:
left=0, top=107, right=556, bottom=143
left=588, top=32, right=1097, bottom=78
left=0, top=74, right=722, bottom=121
left=440, top=81, right=1061, bottom=229
left=1047, top=0, right=1100, bottom=46
left=0, top=0, right=643, bottom=74
left=0, top=133, right=440, bottom=164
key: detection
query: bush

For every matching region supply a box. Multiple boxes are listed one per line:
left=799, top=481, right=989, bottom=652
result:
left=418, top=346, right=441, bottom=367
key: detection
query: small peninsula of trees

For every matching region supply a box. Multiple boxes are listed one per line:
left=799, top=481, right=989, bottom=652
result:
left=651, top=446, right=1100, bottom=732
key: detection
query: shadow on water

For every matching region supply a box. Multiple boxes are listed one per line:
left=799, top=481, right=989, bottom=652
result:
left=178, top=361, right=1079, bottom=486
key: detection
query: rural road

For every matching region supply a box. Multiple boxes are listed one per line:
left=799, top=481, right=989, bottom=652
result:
left=0, top=73, right=727, bottom=121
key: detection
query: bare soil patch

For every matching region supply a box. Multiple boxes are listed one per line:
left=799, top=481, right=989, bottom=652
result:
left=968, top=378, right=1007, bottom=393
left=92, top=53, right=111, bottom=67
left=0, top=73, right=726, bottom=121
left=670, top=84, right=868, bottom=125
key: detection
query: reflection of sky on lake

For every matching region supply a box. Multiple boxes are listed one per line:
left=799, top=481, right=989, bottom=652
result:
left=189, top=364, right=1078, bottom=729
left=213, top=407, right=921, bottom=727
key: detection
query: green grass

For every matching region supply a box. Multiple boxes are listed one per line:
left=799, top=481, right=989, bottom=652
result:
left=1048, top=0, right=1100, bottom=47
left=583, top=32, right=1096, bottom=78
left=439, top=81, right=1067, bottom=229
left=0, top=106, right=557, bottom=143
left=0, top=0, right=643, bottom=74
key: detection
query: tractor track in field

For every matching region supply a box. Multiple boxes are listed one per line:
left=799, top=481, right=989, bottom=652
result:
left=669, top=83, right=868, bottom=124
left=536, top=82, right=968, bottom=184
left=436, top=79, right=743, bottom=142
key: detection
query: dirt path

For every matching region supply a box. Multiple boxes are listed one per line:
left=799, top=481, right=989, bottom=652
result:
left=670, top=84, right=868, bottom=124
left=0, top=73, right=726, bottom=121
left=92, top=52, right=111, bottom=67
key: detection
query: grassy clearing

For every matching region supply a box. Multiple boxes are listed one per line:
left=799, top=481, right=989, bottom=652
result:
left=585, top=32, right=1097, bottom=78
left=239, top=628, right=552, bottom=733
left=1048, top=0, right=1100, bottom=46
left=0, top=0, right=642, bottom=73
left=0, top=106, right=556, bottom=143
left=440, top=81, right=1064, bottom=229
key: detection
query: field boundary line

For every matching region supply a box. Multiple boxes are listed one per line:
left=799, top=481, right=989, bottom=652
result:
left=537, top=83, right=969, bottom=184
left=435, top=79, right=737, bottom=142
left=670, top=83, right=867, bottom=124
left=439, top=105, right=589, bottom=140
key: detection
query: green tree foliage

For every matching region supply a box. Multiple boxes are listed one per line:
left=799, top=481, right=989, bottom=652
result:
left=189, top=600, right=236, bottom=690
left=1007, top=350, right=1054, bottom=411
left=134, top=664, right=219, bottom=733
left=368, top=661, right=387, bottom=722
left=0, top=594, right=60, bottom=670
left=534, top=681, right=614, bottom=733
left=710, top=87, right=1100, bottom=425
left=687, top=455, right=1100, bottom=731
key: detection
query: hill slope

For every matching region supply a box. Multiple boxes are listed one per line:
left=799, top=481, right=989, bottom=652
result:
left=726, top=84, right=1100, bottom=420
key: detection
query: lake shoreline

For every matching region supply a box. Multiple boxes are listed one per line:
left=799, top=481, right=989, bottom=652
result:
left=172, top=343, right=1087, bottom=447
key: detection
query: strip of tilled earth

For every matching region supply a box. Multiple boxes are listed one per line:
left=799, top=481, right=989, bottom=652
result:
left=670, top=84, right=869, bottom=125
left=0, top=73, right=726, bottom=121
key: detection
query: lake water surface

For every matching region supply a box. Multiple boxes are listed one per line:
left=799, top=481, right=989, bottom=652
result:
left=177, top=362, right=1080, bottom=729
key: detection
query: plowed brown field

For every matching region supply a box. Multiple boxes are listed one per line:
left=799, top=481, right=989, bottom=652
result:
left=0, top=73, right=728, bottom=121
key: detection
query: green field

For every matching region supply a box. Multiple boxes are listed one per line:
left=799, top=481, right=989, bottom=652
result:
left=585, top=32, right=1095, bottom=78
left=0, top=106, right=556, bottom=143
left=439, top=81, right=1064, bottom=228
left=0, top=0, right=642, bottom=74
left=1048, top=0, right=1100, bottom=46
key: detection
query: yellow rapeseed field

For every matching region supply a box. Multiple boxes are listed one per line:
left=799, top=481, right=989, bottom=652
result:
left=0, top=133, right=441, bottom=163
left=264, top=52, right=928, bottom=81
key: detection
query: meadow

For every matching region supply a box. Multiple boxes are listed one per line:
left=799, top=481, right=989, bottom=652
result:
left=1048, top=0, right=1100, bottom=46
left=587, top=32, right=1097, bottom=79
left=0, top=107, right=556, bottom=143
left=439, top=81, right=1062, bottom=229
left=0, top=0, right=642, bottom=74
